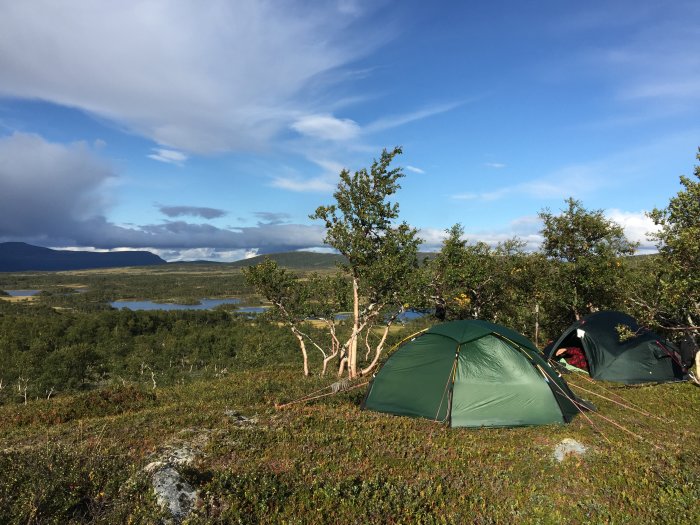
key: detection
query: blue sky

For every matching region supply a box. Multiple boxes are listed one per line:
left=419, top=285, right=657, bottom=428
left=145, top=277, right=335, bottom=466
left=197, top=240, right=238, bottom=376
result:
left=1, top=0, right=698, bottom=261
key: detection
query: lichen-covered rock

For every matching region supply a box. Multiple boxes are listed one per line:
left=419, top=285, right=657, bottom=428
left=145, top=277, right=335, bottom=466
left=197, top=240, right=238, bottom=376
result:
left=553, top=438, right=588, bottom=462
left=152, top=466, right=197, bottom=521
left=143, top=439, right=207, bottom=523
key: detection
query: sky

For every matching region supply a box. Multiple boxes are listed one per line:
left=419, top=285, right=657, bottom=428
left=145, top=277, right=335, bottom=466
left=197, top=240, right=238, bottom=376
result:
left=0, top=0, right=698, bottom=262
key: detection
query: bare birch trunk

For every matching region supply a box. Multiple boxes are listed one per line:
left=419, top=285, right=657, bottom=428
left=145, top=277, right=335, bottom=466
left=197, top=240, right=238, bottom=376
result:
left=361, top=323, right=392, bottom=376
left=322, top=325, right=340, bottom=376
left=534, top=303, right=540, bottom=347
left=292, top=328, right=310, bottom=376
left=337, top=355, right=348, bottom=377
left=349, top=276, right=360, bottom=378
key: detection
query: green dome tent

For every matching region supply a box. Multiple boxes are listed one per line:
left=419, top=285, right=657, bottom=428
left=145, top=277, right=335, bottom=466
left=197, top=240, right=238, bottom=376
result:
left=543, top=311, right=686, bottom=384
left=362, top=320, right=583, bottom=428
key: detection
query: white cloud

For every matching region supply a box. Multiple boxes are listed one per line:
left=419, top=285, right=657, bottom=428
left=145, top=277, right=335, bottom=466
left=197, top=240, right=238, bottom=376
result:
left=405, top=165, right=425, bottom=174
left=150, top=247, right=258, bottom=262
left=270, top=176, right=335, bottom=193
left=605, top=209, right=659, bottom=252
left=267, top=156, right=345, bottom=193
left=484, top=162, right=506, bottom=169
left=148, top=148, right=188, bottom=165
left=291, top=114, right=361, bottom=141
left=0, top=1, right=384, bottom=154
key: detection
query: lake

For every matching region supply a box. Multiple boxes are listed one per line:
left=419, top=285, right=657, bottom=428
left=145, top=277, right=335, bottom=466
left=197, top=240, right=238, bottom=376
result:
left=107, top=299, right=422, bottom=319
left=4, top=289, right=41, bottom=297
left=110, top=298, right=249, bottom=311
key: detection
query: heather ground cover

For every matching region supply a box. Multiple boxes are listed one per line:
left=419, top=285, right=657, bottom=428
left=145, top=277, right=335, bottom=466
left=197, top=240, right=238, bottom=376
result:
left=1, top=364, right=697, bottom=524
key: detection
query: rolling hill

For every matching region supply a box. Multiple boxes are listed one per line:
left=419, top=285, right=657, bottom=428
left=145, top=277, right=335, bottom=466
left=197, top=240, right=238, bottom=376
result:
left=227, top=251, right=346, bottom=269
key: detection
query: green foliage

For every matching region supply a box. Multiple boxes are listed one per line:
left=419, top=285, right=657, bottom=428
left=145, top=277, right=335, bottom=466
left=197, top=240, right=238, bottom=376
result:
left=311, top=147, right=409, bottom=271
left=311, top=147, right=422, bottom=306
left=0, top=303, right=299, bottom=404
left=243, top=258, right=311, bottom=323
left=0, top=443, right=162, bottom=524
left=644, top=148, right=700, bottom=332
left=425, top=225, right=553, bottom=343
left=539, top=198, right=637, bottom=321
left=5, top=385, right=158, bottom=427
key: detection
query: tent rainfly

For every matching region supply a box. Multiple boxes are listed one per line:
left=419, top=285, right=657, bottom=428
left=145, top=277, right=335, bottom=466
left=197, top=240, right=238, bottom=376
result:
left=362, top=320, right=584, bottom=428
left=543, top=311, right=686, bottom=384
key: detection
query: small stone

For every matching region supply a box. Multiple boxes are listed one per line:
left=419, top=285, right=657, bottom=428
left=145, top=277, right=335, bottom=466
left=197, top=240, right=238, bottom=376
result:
left=224, top=408, right=257, bottom=425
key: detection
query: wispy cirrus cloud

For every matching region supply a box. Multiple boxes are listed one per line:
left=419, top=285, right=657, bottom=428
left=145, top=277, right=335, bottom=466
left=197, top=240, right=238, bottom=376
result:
left=405, top=165, right=425, bottom=174
left=451, top=165, right=606, bottom=202
left=364, top=101, right=464, bottom=133
left=290, top=101, right=463, bottom=143
left=0, top=1, right=387, bottom=154
left=567, top=2, right=700, bottom=117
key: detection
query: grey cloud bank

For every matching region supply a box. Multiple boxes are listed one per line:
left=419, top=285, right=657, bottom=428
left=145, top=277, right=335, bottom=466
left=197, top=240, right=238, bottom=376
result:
left=0, top=133, right=325, bottom=259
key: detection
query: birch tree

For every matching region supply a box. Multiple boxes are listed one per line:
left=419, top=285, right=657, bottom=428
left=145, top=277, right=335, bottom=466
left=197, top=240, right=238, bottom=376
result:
left=311, top=147, right=421, bottom=379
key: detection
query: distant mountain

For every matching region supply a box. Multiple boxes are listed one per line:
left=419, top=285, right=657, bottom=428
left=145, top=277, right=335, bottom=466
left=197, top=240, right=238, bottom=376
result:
left=0, top=242, right=166, bottom=272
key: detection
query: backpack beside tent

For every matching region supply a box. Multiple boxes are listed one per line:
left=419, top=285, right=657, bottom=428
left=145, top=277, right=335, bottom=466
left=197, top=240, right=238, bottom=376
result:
left=362, top=320, right=584, bottom=428
left=543, top=311, right=686, bottom=384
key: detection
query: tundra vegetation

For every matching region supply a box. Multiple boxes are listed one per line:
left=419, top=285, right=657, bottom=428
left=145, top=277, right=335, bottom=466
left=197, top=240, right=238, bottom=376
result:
left=0, top=149, right=698, bottom=523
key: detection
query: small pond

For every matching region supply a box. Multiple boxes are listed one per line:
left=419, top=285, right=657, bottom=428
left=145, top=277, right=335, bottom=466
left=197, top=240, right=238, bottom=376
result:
left=333, top=310, right=426, bottom=321
left=4, top=289, right=41, bottom=297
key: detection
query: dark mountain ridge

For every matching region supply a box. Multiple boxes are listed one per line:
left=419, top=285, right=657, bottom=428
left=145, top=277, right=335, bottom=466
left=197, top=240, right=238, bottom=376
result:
left=0, top=242, right=166, bottom=272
